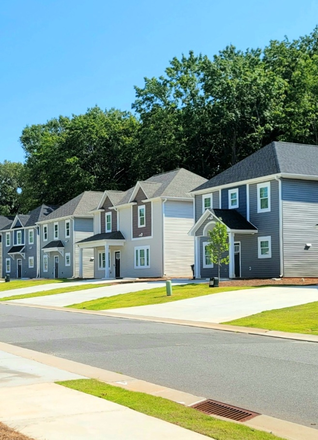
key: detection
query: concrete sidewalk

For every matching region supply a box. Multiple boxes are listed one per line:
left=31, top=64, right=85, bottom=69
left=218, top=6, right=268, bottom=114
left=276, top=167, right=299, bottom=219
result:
left=0, top=349, right=209, bottom=440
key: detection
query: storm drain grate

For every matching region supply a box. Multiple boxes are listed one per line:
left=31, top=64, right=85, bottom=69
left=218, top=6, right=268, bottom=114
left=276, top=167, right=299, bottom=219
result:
left=191, top=399, right=260, bottom=422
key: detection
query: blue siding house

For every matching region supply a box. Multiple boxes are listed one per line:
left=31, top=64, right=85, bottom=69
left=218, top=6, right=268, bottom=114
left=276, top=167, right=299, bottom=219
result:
left=190, top=142, right=318, bottom=278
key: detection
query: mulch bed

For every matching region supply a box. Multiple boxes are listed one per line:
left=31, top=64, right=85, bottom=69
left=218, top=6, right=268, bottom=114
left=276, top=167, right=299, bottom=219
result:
left=219, top=278, right=318, bottom=287
left=0, top=422, right=34, bottom=440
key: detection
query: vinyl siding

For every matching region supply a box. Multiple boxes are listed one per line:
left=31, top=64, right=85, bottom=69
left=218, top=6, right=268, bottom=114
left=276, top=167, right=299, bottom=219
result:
left=199, top=236, right=229, bottom=279
left=221, top=185, right=247, bottom=217
left=164, top=200, right=194, bottom=277
left=282, top=179, right=318, bottom=276
left=74, top=218, right=93, bottom=233
left=195, top=191, right=220, bottom=221
left=132, top=188, right=151, bottom=238
left=101, top=198, right=117, bottom=232
left=74, top=231, right=94, bottom=278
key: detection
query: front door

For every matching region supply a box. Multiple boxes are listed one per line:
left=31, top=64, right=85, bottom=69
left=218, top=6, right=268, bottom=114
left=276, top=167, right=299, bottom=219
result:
left=54, top=256, right=59, bottom=279
left=115, top=251, right=121, bottom=278
left=17, top=259, right=22, bottom=278
left=234, top=242, right=241, bottom=278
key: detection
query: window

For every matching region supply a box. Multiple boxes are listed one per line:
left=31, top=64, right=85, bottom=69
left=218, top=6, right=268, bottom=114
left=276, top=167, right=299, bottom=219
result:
left=65, top=220, right=70, bottom=238
left=257, top=182, right=270, bottom=213
left=54, top=222, right=59, bottom=239
left=98, top=251, right=106, bottom=269
left=203, top=242, right=213, bottom=268
left=16, top=230, right=22, bottom=245
left=258, top=236, right=272, bottom=259
left=105, top=212, right=112, bottom=232
left=138, top=205, right=146, bottom=227
left=43, top=225, right=48, bottom=241
left=228, top=188, right=239, bottom=209
left=6, top=232, right=10, bottom=247
left=65, top=253, right=71, bottom=266
left=202, top=194, right=212, bottom=212
left=29, top=229, right=34, bottom=244
left=28, top=257, right=34, bottom=268
left=135, top=246, right=150, bottom=268
left=6, top=258, right=10, bottom=273
left=43, top=255, right=48, bottom=272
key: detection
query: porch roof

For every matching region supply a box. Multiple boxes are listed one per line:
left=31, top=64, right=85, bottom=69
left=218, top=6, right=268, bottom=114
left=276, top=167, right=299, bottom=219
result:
left=77, top=231, right=125, bottom=245
left=189, top=209, right=257, bottom=236
left=8, top=245, right=25, bottom=254
left=42, top=240, right=64, bottom=249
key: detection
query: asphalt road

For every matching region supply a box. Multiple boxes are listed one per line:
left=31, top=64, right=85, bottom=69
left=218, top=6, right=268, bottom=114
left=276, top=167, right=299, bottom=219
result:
left=1, top=303, right=318, bottom=429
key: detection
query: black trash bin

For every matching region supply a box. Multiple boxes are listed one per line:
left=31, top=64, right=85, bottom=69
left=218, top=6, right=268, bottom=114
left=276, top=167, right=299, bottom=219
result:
left=190, top=264, right=195, bottom=280
left=5, top=274, right=10, bottom=282
left=209, top=277, right=219, bottom=288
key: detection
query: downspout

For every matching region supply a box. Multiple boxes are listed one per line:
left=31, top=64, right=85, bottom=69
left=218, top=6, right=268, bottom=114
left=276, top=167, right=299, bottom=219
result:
left=275, top=176, right=284, bottom=277
left=162, top=199, right=167, bottom=277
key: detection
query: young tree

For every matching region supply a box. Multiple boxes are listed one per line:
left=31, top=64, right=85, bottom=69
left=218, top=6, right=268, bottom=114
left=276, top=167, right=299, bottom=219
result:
left=206, top=221, right=229, bottom=279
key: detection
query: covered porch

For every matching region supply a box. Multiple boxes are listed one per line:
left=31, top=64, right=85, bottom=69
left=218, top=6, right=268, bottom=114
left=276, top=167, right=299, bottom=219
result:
left=189, top=209, right=257, bottom=279
left=77, top=232, right=125, bottom=279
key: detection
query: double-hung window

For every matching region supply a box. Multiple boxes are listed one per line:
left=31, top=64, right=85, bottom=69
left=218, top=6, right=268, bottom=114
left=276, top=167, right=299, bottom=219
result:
left=203, top=242, right=213, bottom=268
left=105, top=212, right=112, bottom=232
left=228, top=188, right=239, bottom=209
left=202, top=194, right=212, bottom=212
left=29, top=229, right=34, bottom=244
left=65, top=253, right=71, bottom=266
left=258, top=236, right=272, bottom=259
left=43, top=225, right=48, bottom=241
left=65, top=220, right=70, bottom=238
left=28, top=257, right=34, bottom=268
left=6, top=258, right=10, bottom=273
left=16, top=230, right=22, bottom=245
left=98, top=252, right=106, bottom=269
left=43, top=255, right=48, bottom=272
left=54, top=222, right=59, bottom=239
left=257, top=182, right=270, bottom=213
left=135, top=246, right=150, bottom=268
left=6, top=232, right=10, bottom=247
left=138, top=205, right=146, bottom=228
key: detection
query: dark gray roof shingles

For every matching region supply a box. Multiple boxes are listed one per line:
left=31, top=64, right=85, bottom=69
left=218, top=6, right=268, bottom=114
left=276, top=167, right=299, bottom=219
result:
left=212, top=209, right=257, bottom=230
left=77, top=231, right=125, bottom=244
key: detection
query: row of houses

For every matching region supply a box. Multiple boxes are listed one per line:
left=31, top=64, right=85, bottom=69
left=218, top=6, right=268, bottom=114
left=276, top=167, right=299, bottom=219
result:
left=1, top=141, right=318, bottom=280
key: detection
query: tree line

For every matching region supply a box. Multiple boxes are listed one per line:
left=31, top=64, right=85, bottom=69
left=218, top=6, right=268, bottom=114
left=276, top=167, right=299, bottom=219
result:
left=3, top=27, right=318, bottom=214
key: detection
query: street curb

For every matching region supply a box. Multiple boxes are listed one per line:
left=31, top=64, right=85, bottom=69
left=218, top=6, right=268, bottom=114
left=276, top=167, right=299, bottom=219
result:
left=0, top=341, right=316, bottom=440
left=4, top=300, right=318, bottom=344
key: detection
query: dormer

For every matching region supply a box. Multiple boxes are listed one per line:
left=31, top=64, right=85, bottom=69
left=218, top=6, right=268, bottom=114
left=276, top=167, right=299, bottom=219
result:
left=131, top=187, right=152, bottom=239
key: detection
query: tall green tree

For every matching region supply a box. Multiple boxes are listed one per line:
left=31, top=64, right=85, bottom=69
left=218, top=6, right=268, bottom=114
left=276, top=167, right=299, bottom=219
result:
left=0, top=161, right=24, bottom=216
left=206, top=221, right=229, bottom=280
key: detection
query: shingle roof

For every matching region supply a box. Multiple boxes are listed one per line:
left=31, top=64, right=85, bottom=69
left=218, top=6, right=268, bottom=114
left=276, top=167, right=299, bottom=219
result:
left=193, top=141, right=318, bottom=191
left=213, top=209, right=257, bottom=231
left=0, top=215, right=14, bottom=230
left=40, top=191, right=103, bottom=222
left=8, top=245, right=25, bottom=254
left=77, top=231, right=125, bottom=244
left=42, top=240, right=64, bottom=249
left=0, top=205, right=57, bottom=231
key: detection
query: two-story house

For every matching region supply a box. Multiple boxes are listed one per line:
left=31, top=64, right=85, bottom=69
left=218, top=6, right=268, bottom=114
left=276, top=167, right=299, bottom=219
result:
left=1, top=205, right=56, bottom=279
left=37, top=191, right=103, bottom=279
left=189, top=141, right=318, bottom=279
left=77, top=169, right=207, bottom=279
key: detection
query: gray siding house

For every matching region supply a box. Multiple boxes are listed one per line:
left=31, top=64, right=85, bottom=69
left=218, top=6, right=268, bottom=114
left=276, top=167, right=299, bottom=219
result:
left=77, top=169, right=207, bottom=279
left=1, top=205, right=56, bottom=279
left=190, top=142, right=318, bottom=279
left=37, top=191, right=103, bottom=279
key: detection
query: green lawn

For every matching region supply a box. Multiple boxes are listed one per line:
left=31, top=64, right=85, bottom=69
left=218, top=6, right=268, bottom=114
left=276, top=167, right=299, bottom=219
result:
left=226, top=301, right=318, bottom=335
left=68, top=284, right=253, bottom=310
left=59, top=379, right=283, bottom=440
left=0, top=283, right=108, bottom=302
left=0, top=278, right=66, bottom=292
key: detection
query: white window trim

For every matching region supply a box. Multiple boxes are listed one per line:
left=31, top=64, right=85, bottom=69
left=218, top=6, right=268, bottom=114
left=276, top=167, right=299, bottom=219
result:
left=6, top=232, right=10, bottom=247
left=54, top=222, right=59, bottom=240
left=105, top=212, right=112, bottom=233
left=98, top=251, right=106, bottom=270
left=43, top=225, right=48, bottom=242
left=257, top=182, right=271, bottom=213
left=6, top=258, right=10, bottom=273
left=258, top=236, right=272, bottom=259
left=28, top=256, right=34, bottom=268
left=202, top=194, right=212, bottom=213
left=228, top=188, right=239, bottom=209
left=203, top=242, right=214, bottom=268
left=65, top=252, right=71, bottom=266
left=43, top=254, right=48, bottom=272
left=138, top=205, right=146, bottom=228
left=16, top=230, right=22, bottom=245
left=28, top=229, right=34, bottom=245
left=65, top=220, right=70, bottom=238
left=134, top=246, right=150, bottom=269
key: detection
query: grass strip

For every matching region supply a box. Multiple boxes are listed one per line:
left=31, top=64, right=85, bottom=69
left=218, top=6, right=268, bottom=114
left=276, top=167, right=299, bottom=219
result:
left=226, top=301, right=318, bottom=335
left=67, top=284, right=253, bottom=310
left=58, top=379, right=282, bottom=440
left=0, top=284, right=108, bottom=302
left=227, top=302, right=318, bottom=335
left=0, top=279, right=67, bottom=292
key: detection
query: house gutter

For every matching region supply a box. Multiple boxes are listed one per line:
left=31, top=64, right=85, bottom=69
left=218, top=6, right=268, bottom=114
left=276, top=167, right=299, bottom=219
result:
left=275, top=176, right=284, bottom=278
left=162, top=199, right=167, bottom=277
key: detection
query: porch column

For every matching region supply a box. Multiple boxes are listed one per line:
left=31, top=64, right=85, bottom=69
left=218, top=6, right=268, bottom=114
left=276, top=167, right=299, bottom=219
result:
left=79, top=248, right=83, bottom=278
left=194, top=236, right=201, bottom=279
left=105, top=243, right=109, bottom=279
left=228, top=232, right=235, bottom=279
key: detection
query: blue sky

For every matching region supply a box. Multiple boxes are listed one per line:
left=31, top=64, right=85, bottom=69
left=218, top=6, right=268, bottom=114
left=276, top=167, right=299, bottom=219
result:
left=1, top=0, right=318, bottom=163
